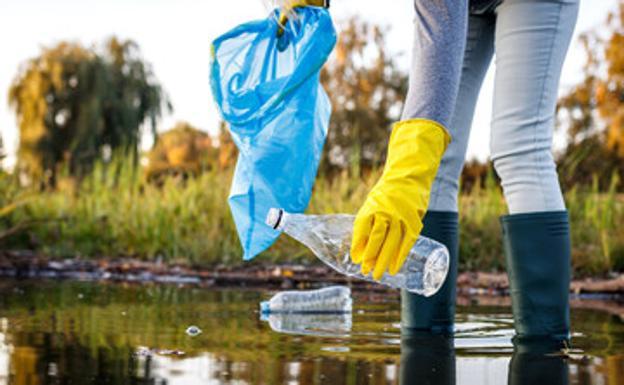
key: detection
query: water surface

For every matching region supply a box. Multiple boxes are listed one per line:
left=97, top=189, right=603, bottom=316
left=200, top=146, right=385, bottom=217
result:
left=0, top=280, right=622, bottom=384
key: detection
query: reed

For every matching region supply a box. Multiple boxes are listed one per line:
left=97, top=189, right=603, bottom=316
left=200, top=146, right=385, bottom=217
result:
left=1, top=158, right=622, bottom=276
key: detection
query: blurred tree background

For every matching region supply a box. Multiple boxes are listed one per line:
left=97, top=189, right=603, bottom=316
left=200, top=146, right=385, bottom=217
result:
left=8, top=15, right=622, bottom=193
left=8, top=37, right=171, bottom=187
left=320, top=17, right=407, bottom=175
left=556, top=2, right=624, bottom=191
left=0, top=135, right=5, bottom=166
left=146, top=121, right=216, bottom=183
left=143, top=120, right=236, bottom=183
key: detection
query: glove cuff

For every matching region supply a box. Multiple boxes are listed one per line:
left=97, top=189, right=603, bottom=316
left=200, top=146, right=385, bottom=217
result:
left=392, top=118, right=451, bottom=146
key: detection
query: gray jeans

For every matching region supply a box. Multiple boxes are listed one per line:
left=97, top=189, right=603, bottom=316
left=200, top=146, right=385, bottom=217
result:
left=402, top=0, right=579, bottom=214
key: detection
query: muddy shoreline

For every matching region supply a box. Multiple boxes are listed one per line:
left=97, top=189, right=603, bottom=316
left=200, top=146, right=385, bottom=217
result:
left=2, top=250, right=624, bottom=297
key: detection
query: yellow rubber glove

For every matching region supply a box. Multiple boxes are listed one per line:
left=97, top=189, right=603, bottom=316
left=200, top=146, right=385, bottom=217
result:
left=350, top=119, right=451, bottom=281
left=277, top=0, right=329, bottom=36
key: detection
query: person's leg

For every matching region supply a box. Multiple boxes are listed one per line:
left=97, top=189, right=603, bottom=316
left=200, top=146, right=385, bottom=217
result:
left=491, top=0, right=579, bottom=343
left=402, top=12, right=496, bottom=334
left=491, top=0, right=578, bottom=214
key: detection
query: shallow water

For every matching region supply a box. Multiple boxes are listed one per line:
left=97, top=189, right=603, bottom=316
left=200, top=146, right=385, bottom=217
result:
left=0, top=280, right=623, bottom=385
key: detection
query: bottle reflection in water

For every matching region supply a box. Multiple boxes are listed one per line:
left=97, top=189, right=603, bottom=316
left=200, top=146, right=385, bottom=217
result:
left=261, top=312, right=352, bottom=337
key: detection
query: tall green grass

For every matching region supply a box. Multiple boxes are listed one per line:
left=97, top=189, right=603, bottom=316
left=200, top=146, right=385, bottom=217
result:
left=1, top=159, right=622, bottom=276
left=7, top=159, right=241, bottom=265
left=567, top=174, right=624, bottom=274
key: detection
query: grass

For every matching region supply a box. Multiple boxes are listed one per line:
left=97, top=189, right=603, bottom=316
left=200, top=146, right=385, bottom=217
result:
left=1, top=158, right=623, bottom=277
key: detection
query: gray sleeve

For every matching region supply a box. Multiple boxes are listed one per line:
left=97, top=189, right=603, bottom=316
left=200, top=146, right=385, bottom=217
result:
left=401, top=0, right=468, bottom=128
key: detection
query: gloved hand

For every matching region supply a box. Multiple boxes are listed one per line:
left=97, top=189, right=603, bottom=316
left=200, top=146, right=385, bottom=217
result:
left=277, top=0, right=330, bottom=36
left=350, top=119, right=451, bottom=280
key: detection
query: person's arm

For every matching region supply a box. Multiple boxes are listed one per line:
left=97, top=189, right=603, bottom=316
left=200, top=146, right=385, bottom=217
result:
left=402, top=0, right=468, bottom=128
left=351, top=0, right=468, bottom=280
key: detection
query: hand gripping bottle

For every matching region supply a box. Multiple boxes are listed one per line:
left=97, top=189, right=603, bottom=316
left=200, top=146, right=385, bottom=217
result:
left=266, top=209, right=449, bottom=297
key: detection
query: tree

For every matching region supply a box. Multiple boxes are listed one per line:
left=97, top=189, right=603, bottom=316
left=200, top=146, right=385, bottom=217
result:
left=216, top=121, right=237, bottom=170
left=0, top=135, right=5, bottom=165
left=557, top=2, right=624, bottom=189
left=320, top=17, right=407, bottom=174
left=8, top=37, right=170, bottom=186
left=145, top=122, right=216, bottom=182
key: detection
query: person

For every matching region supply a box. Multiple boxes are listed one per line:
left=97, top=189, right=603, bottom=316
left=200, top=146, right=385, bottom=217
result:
left=281, top=0, right=579, bottom=347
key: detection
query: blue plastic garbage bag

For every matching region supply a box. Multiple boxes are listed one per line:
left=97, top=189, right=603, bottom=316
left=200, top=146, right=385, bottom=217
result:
left=210, top=7, right=336, bottom=260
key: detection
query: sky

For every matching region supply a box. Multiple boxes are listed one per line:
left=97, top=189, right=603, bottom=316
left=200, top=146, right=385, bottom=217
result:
left=0, top=0, right=615, bottom=169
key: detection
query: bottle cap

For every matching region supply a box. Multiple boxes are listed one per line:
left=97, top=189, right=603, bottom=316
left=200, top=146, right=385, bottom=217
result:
left=260, top=301, right=271, bottom=314
left=265, top=208, right=284, bottom=230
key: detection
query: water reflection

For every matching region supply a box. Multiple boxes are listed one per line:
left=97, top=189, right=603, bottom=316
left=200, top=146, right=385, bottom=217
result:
left=400, top=333, right=455, bottom=385
left=0, top=280, right=622, bottom=385
left=399, top=335, right=571, bottom=385
left=508, top=342, right=568, bottom=385
left=261, top=313, right=352, bottom=337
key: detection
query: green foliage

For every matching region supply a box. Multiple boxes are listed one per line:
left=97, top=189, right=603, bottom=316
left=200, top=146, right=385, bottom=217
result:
left=145, top=121, right=217, bottom=183
left=8, top=37, right=170, bottom=186
left=557, top=135, right=624, bottom=191
left=0, top=169, right=34, bottom=245
left=0, top=156, right=623, bottom=276
left=458, top=170, right=507, bottom=272
left=567, top=174, right=624, bottom=274
left=8, top=156, right=240, bottom=264
left=0, top=135, right=5, bottom=164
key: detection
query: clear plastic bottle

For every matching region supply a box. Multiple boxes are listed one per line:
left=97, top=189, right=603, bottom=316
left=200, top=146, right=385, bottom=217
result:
left=266, top=208, right=449, bottom=297
left=260, top=286, right=352, bottom=314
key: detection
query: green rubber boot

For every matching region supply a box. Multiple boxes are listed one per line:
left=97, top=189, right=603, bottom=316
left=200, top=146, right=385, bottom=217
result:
left=401, top=211, right=459, bottom=335
left=501, top=211, right=571, bottom=343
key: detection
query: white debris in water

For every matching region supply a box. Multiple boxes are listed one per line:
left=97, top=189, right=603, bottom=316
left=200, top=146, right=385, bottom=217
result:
left=135, top=346, right=185, bottom=356
left=47, top=363, right=58, bottom=377
left=135, top=346, right=152, bottom=357
left=186, top=325, right=202, bottom=337
left=321, top=346, right=350, bottom=353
